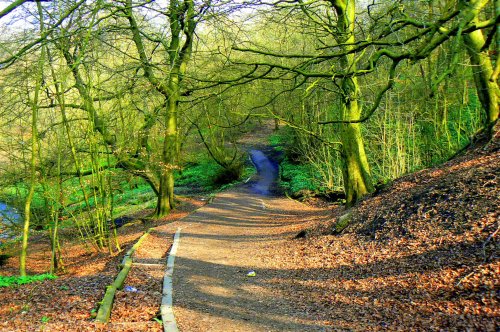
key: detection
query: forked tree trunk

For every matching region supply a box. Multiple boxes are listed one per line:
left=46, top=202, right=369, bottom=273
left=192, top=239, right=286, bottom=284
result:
left=126, top=0, right=195, bottom=218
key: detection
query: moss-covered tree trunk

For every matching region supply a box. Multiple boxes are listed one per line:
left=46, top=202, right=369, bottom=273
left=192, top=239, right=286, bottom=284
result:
left=126, top=0, right=195, bottom=217
left=340, top=101, right=374, bottom=206
left=156, top=95, right=178, bottom=216
left=462, top=0, right=500, bottom=126
left=333, top=0, right=374, bottom=206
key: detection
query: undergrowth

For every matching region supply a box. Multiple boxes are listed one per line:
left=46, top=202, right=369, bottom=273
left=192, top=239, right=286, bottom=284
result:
left=0, top=274, right=57, bottom=288
left=176, top=156, right=253, bottom=191
left=269, top=132, right=327, bottom=196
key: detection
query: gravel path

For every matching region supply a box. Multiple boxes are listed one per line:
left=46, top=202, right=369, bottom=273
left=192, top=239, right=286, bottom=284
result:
left=172, top=187, right=330, bottom=331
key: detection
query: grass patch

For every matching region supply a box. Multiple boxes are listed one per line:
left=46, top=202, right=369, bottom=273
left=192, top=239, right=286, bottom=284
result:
left=0, top=274, right=57, bottom=288
left=269, top=130, right=325, bottom=196
left=176, top=159, right=222, bottom=191
left=280, top=158, right=323, bottom=195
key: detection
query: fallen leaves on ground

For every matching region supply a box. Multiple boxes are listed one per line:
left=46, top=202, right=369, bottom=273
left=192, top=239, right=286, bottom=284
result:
left=0, top=197, right=204, bottom=331
left=260, top=139, right=499, bottom=330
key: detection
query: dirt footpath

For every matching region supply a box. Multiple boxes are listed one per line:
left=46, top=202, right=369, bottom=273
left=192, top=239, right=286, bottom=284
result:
left=172, top=188, right=331, bottom=331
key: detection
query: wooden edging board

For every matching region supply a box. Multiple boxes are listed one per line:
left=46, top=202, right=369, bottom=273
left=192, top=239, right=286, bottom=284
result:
left=160, top=228, right=182, bottom=332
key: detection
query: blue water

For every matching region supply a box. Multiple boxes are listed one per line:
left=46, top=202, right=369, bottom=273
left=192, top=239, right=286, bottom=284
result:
left=248, top=150, right=279, bottom=195
left=0, top=202, right=20, bottom=240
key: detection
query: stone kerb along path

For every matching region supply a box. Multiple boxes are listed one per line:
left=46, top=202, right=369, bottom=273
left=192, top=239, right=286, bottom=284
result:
left=170, top=187, right=330, bottom=331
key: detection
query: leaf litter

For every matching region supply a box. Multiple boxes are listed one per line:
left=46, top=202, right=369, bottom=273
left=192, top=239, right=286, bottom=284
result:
left=0, top=197, right=204, bottom=331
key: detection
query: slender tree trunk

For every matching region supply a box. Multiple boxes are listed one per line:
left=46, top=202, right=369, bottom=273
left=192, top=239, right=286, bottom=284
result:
left=20, top=2, right=45, bottom=276
left=20, top=154, right=36, bottom=276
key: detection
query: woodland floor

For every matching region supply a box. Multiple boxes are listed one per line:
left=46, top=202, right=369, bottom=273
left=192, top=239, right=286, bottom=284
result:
left=0, top=197, right=206, bottom=331
left=0, top=136, right=498, bottom=331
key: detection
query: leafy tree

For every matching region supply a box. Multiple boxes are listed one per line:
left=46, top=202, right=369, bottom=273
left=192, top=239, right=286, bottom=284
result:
left=123, top=0, right=200, bottom=216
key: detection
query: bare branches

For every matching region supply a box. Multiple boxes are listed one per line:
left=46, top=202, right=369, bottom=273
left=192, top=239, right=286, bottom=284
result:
left=318, top=60, right=399, bottom=124
left=0, top=0, right=86, bottom=68
left=229, top=0, right=497, bottom=127
left=0, top=0, right=29, bottom=19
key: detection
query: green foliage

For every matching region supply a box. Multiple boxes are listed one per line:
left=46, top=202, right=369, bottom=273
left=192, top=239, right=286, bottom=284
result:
left=0, top=184, right=46, bottom=210
left=113, top=184, right=154, bottom=205
left=268, top=133, right=284, bottom=151
left=175, top=159, right=221, bottom=191
left=280, top=158, right=323, bottom=195
left=176, top=156, right=247, bottom=191
left=268, top=128, right=298, bottom=157
left=269, top=129, right=332, bottom=196
left=0, top=274, right=57, bottom=288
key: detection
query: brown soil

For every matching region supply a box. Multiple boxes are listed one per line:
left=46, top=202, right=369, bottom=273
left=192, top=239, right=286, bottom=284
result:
left=172, top=188, right=331, bottom=331
left=169, top=140, right=499, bottom=331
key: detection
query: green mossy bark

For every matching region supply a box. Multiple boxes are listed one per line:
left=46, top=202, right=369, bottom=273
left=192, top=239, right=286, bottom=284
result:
left=333, top=0, right=375, bottom=207
left=333, top=213, right=352, bottom=234
left=462, top=0, right=500, bottom=127
left=95, top=258, right=132, bottom=323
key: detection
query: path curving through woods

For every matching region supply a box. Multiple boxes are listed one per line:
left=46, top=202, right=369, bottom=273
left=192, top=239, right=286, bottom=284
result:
left=171, top=189, right=330, bottom=331
left=168, top=144, right=331, bottom=331
left=167, top=122, right=332, bottom=330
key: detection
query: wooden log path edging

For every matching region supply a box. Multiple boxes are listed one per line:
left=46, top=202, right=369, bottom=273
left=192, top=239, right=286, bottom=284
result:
left=122, top=228, right=153, bottom=265
left=160, top=228, right=182, bottom=332
left=95, top=228, right=153, bottom=323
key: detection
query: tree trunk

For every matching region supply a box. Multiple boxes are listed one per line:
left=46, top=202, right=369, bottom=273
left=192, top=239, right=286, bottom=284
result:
left=155, top=74, right=180, bottom=217
left=126, top=0, right=195, bottom=218
left=333, top=0, right=375, bottom=206
left=463, top=0, right=500, bottom=127
left=464, top=31, right=500, bottom=126
left=340, top=101, right=374, bottom=207
left=156, top=102, right=179, bottom=217
left=20, top=2, right=45, bottom=276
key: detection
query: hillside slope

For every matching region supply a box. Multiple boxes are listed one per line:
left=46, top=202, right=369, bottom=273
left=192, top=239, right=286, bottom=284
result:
left=267, top=138, right=499, bottom=330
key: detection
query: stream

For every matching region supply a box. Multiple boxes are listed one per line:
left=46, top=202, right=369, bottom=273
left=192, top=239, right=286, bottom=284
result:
left=0, top=202, right=20, bottom=240
left=248, top=149, right=279, bottom=195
